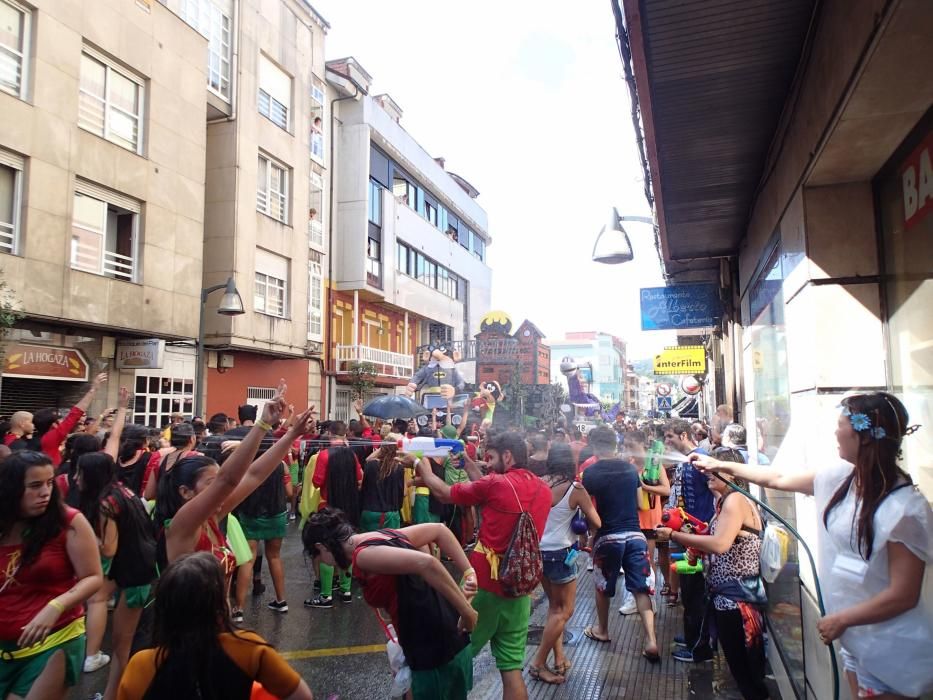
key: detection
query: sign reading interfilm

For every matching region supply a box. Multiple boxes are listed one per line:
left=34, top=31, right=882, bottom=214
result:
left=4, top=343, right=90, bottom=381
left=116, top=339, right=166, bottom=369
left=653, top=346, right=706, bottom=375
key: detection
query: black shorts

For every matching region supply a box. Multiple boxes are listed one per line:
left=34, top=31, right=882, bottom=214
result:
left=641, top=528, right=657, bottom=540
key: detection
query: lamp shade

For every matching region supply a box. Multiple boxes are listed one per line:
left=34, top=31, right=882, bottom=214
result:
left=217, top=277, right=245, bottom=316
left=592, top=207, right=634, bottom=264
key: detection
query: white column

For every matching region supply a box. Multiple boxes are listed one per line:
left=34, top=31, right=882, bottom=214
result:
left=353, top=290, right=359, bottom=347
left=403, top=311, right=409, bottom=354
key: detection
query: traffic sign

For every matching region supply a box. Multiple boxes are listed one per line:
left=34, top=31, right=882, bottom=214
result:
left=656, top=396, right=673, bottom=411
left=656, top=383, right=671, bottom=397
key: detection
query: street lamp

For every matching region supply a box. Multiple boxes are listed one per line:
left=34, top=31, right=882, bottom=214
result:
left=194, top=277, right=244, bottom=417
left=592, top=208, right=654, bottom=264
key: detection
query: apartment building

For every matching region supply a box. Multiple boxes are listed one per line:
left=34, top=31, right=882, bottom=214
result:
left=549, top=331, right=627, bottom=403
left=157, top=0, right=330, bottom=417
left=325, top=58, right=492, bottom=419
left=0, top=0, right=208, bottom=421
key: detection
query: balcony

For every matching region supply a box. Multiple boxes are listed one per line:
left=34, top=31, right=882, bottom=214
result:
left=414, top=338, right=519, bottom=365
left=308, top=218, right=324, bottom=248
left=334, top=344, right=414, bottom=378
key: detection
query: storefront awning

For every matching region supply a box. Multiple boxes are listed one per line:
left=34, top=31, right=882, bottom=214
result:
left=619, top=0, right=815, bottom=280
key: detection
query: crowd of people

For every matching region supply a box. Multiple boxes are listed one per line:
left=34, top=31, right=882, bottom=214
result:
left=0, top=377, right=930, bottom=700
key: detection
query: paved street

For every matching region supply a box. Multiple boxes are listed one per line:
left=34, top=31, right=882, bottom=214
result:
left=76, top=521, right=771, bottom=700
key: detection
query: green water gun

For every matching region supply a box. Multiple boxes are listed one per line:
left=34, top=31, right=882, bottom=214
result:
left=642, top=439, right=664, bottom=485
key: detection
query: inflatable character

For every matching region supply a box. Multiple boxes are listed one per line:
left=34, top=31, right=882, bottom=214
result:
left=560, top=358, right=604, bottom=418
left=406, top=342, right=465, bottom=400
left=470, top=380, right=504, bottom=428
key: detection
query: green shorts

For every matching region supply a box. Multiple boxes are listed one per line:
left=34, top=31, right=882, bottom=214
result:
left=239, top=512, right=287, bottom=541
left=122, top=584, right=152, bottom=609
left=360, top=510, right=401, bottom=532
left=469, top=588, right=531, bottom=671
left=411, top=644, right=473, bottom=700
left=289, top=462, right=300, bottom=487
left=0, top=633, right=85, bottom=697
left=413, top=494, right=441, bottom=525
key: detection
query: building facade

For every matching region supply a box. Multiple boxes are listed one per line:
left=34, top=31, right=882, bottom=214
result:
left=157, top=0, right=330, bottom=418
left=548, top=331, right=627, bottom=403
left=325, top=58, right=492, bottom=419
left=0, top=0, right=208, bottom=421
left=622, top=1, right=933, bottom=698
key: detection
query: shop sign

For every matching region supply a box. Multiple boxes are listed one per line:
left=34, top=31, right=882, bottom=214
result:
left=640, top=284, right=721, bottom=331
left=3, top=343, right=90, bottom=381
left=901, top=131, right=933, bottom=230
left=653, top=346, right=706, bottom=375
left=680, top=376, right=702, bottom=395
left=116, top=339, right=165, bottom=369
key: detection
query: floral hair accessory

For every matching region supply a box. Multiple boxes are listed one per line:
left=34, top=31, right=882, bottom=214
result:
left=870, top=426, right=886, bottom=440
left=839, top=404, right=884, bottom=439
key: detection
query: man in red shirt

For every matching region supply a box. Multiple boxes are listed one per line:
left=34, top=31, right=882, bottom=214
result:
left=417, top=431, right=550, bottom=700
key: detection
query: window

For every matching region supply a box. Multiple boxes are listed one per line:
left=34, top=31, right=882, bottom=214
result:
left=308, top=251, right=323, bottom=338
left=368, top=178, right=382, bottom=225
left=0, top=149, right=23, bottom=254
left=0, top=0, right=29, bottom=98
left=258, top=54, right=290, bottom=130
left=396, top=241, right=410, bottom=275
left=310, top=130, right=324, bottom=161
left=70, top=181, right=140, bottom=282
left=78, top=48, right=145, bottom=154
left=308, top=169, right=323, bottom=248
left=392, top=172, right=416, bottom=208
left=366, top=237, right=381, bottom=284
left=472, top=233, right=485, bottom=261
left=459, top=226, right=471, bottom=251
left=424, top=200, right=438, bottom=227
left=133, top=373, right=194, bottom=428
left=254, top=248, right=288, bottom=317
left=182, top=0, right=231, bottom=100
left=257, top=153, right=289, bottom=223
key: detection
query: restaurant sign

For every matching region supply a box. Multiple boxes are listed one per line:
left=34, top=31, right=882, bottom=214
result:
left=116, top=339, right=165, bottom=369
left=4, top=344, right=90, bottom=381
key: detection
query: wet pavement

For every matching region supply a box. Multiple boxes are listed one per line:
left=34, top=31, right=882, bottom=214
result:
left=76, top=523, right=773, bottom=699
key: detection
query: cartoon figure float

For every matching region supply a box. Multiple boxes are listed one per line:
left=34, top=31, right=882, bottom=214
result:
left=405, top=342, right=465, bottom=400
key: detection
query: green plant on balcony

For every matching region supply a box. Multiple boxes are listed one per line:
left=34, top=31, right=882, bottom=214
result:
left=347, top=361, right=378, bottom=400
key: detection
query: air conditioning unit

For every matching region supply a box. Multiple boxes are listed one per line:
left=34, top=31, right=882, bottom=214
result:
left=306, top=341, right=323, bottom=356
left=219, top=353, right=235, bottom=369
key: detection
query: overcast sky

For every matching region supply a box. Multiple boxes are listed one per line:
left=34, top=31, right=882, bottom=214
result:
left=315, top=0, right=676, bottom=360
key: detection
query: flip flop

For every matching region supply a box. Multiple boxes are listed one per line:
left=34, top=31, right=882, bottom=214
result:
left=528, top=665, right=565, bottom=685
left=642, top=649, right=661, bottom=664
left=584, top=626, right=610, bottom=643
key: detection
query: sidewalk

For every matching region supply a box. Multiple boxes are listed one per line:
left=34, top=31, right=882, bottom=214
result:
left=470, top=565, right=756, bottom=699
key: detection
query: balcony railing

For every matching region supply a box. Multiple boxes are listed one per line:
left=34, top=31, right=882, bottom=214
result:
left=334, top=344, right=414, bottom=378
left=71, top=240, right=135, bottom=282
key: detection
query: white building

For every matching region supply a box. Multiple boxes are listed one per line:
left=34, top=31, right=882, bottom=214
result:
left=549, top=331, right=627, bottom=403
left=325, top=58, right=492, bottom=417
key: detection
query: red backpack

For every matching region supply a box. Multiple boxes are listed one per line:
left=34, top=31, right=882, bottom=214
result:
left=498, top=474, right=543, bottom=597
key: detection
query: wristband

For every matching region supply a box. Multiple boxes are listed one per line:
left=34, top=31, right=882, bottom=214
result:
left=461, top=568, right=476, bottom=583
left=47, top=599, right=65, bottom=613
left=255, top=419, right=273, bottom=432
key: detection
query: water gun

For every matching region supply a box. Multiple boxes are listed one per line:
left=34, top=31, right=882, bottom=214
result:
left=659, top=507, right=708, bottom=535
left=642, top=439, right=664, bottom=485
left=394, top=437, right=464, bottom=458
left=670, top=552, right=704, bottom=575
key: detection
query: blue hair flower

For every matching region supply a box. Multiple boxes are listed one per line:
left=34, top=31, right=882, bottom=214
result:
left=849, top=412, right=871, bottom=432
left=871, top=426, right=886, bottom=440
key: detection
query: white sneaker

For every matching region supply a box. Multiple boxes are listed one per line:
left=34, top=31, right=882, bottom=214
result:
left=84, top=651, right=111, bottom=673
left=618, top=600, right=638, bottom=615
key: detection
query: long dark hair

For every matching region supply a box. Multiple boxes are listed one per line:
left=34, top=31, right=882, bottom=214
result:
left=302, top=507, right=355, bottom=569
left=823, top=392, right=913, bottom=560
left=61, top=433, right=101, bottom=473
left=0, top=451, right=66, bottom=565
left=325, top=447, right=361, bottom=526
left=150, top=552, right=266, bottom=696
left=153, top=455, right=218, bottom=526
left=118, top=424, right=149, bottom=464
left=544, top=443, right=575, bottom=486
left=75, top=452, right=119, bottom=534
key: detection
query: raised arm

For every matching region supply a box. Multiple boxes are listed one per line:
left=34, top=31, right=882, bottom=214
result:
left=168, top=383, right=288, bottom=555
left=415, top=456, right=453, bottom=503
left=220, top=407, right=316, bottom=517
left=353, top=398, right=371, bottom=431
left=75, top=372, right=108, bottom=413
left=102, top=387, right=130, bottom=461
left=690, top=453, right=815, bottom=495
left=455, top=400, right=470, bottom=439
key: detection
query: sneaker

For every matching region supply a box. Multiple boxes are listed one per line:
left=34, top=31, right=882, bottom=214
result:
left=267, top=599, right=289, bottom=613
left=251, top=581, right=266, bottom=596
left=230, top=608, right=244, bottom=623
left=313, top=579, right=322, bottom=592
left=304, top=595, right=333, bottom=608
left=673, top=635, right=687, bottom=647
left=618, top=600, right=638, bottom=615
left=83, top=652, right=111, bottom=673
left=672, top=648, right=713, bottom=663
left=288, top=511, right=297, bottom=522
left=339, top=591, right=353, bottom=604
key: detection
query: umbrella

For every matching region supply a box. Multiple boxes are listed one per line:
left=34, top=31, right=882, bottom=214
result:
left=361, top=395, right=428, bottom=420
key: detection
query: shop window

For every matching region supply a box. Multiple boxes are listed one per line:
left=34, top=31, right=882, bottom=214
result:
left=0, top=0, right=29, bottom=99
left=78, top=47, right=145, bottom=154
left=71, top=182, right=140, bottom=282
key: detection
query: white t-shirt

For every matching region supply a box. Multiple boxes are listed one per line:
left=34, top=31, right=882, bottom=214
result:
left=813, top=461, right=933, bottom=696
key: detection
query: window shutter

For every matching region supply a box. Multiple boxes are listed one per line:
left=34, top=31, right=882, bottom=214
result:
left=74, top=178, right=141, bottom=213
left=258, top=54, right=291, bottom=109
left=0, top=149, right=24, bottom=169
left=255, top=247, right=289, bottom=281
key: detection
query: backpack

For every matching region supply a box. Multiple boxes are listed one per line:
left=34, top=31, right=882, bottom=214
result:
left=498, top=474, right=543, bottom=597
left=105, top=486, right=158, bottom=588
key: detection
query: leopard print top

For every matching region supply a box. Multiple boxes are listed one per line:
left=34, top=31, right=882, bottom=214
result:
left=707, top=493, right=761, bottom=611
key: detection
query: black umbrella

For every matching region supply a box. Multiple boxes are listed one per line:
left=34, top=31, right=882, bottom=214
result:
left=361, top=395, right=428, bottom=420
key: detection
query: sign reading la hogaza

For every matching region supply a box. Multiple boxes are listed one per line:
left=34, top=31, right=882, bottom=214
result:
left=4, top=344, right=90, bottom=381
left=116, top=339, right=165, bottom=369
left=640, top=284, right=721, bottom=331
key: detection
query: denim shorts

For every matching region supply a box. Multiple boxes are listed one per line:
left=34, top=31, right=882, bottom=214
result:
left=593, top=532, right=649, bottom=597
left=541, top=548, right=578, bottom=584
left=840, top=648, right=899, bottom=697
